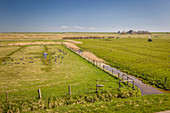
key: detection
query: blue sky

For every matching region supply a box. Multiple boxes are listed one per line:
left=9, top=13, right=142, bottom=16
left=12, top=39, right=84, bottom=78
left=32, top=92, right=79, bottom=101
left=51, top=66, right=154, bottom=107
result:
left=0, top=0, right=170, bottom=32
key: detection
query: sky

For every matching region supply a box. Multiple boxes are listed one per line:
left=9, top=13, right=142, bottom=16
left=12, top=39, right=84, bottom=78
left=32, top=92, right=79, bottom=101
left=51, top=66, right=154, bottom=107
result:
left=0, top=0, right=170, bottom=32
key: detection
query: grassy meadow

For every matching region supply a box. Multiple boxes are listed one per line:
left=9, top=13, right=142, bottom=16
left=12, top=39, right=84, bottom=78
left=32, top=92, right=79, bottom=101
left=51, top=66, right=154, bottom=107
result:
left=0, top=44, right=140, bottom=112
left=0, top=32, right=170, bottom=112
left=0, top=44, right=129, bottom=100
left=76, top=38, right=170, bottom=90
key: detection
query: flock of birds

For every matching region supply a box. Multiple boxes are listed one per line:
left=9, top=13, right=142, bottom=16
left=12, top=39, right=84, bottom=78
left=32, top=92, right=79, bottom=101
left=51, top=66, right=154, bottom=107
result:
left=1, top=48, right=68, bottom=66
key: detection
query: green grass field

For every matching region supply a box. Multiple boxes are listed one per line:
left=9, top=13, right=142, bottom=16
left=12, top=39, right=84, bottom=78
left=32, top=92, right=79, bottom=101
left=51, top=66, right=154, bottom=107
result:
left=0, top=44, right=125, bottom=99
left=0, top=33, right=170, bottom=112
left=76, top=38, right=170, bottom=90
left=0, top=44, right=140, bottom=112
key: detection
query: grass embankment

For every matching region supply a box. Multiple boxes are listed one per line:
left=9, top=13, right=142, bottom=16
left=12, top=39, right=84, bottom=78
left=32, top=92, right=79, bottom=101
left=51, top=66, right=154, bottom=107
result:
left=0, top=45, right=139, bottom=112
left=76, top=38, right=170, bottom=90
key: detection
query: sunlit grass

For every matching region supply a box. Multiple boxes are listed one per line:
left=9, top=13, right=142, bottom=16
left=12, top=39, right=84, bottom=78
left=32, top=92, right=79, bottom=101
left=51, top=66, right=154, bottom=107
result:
left=0, top=45, right=126, bottom=102
left=76, top=38, right=170, bottom=90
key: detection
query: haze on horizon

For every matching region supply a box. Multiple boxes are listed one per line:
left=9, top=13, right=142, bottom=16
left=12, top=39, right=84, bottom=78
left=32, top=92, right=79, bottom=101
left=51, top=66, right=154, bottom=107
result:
left=0, top=0, right=170, bottom=32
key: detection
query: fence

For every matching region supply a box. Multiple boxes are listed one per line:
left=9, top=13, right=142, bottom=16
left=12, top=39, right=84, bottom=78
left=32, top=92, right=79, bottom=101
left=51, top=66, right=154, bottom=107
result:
left=63, top=43, right=136, bottom=90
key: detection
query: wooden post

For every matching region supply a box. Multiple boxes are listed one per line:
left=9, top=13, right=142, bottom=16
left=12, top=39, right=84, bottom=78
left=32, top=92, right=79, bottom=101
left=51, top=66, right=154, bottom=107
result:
left=133, top=80, right=135, bottom=89
left=165, top=77, right=167, bottom=83
left=118, top=73, right=120, bottom=79
left=127, top=77, right=129, bottom=85
left=6, top=92, right=8, bottom=103
left=69, top=86, right=71, bottom=95
left=112, top=69, right=114, bottom=75
left=119, top=81, right=121, bottom=88
left=122, top=74, right=124, bottom=80
left=38, top=89, right=42, bottom=99
left=96, top=80, right=99, bottom=93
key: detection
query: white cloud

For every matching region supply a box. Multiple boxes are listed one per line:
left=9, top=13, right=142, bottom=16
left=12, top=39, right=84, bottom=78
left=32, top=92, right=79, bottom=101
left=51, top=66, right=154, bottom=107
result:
left=74, top=26, right=84, bottom=29
left=88, top=27, right=96, bottom=30
left=61, top=26, right=69, bottom=29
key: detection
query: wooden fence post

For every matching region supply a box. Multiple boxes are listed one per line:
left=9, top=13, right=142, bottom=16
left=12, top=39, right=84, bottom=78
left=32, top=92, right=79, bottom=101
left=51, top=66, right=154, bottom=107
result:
left=133, top=80, right=135, bottom=89
left=96, top=80, right=99, bottom=93
left=38, top=89, right=42, bottom=99
left=165, top=77, right=167, bottom=83
left=122, top=74, right=124, bottom=80
left=127, top=77, right=129, bottom=85
left=119, top=81, right=121, bottom=88
left=6, top=92, right=8, bottom=103
left=69, top=86, right=71, bottom=95
left=112, top=69, right=114, bottom=75
left=118, top=73, right=120, bottom=79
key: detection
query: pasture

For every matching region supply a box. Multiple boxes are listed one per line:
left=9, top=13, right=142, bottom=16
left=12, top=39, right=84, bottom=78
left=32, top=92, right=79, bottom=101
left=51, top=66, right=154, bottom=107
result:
left=76, top=38, right=170, bottom=90
left=0, top=44, right=129, bottom=100
left=0, top=44, right=140, bottom=112
left=0, top=32, right=169, bottom=112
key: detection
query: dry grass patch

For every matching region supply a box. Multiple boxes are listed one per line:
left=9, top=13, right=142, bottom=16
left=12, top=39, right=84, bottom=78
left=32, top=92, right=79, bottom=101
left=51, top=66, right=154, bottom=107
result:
left=63, top=42, right=80, bottom=50
left=81, top=51, right=104, bottom=62
left=65, top=40, right=83, bottom=44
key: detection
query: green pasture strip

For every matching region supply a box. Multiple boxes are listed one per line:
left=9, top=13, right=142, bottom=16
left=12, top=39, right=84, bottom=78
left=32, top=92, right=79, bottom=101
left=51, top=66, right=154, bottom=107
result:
left=76, top=38, right=170, bottom=90
left=0, top=44, right=129, bottom=102
left=53, top=93, right=170, bottom=113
